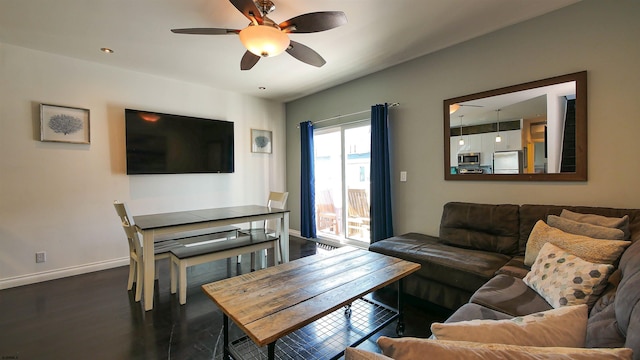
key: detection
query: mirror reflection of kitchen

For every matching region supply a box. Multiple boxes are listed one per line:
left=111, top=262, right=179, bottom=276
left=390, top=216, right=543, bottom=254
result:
left=449, top=80, right=576, bottom=175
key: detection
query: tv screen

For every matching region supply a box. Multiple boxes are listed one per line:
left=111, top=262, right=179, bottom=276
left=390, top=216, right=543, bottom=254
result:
left=125, top=109, right=234, bottom=174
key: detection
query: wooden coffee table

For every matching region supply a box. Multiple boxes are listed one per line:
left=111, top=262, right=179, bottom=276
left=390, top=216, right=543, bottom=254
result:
left=201, top=246, right=420, bottom=360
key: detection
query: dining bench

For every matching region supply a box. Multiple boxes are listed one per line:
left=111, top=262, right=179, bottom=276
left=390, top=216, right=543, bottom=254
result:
left=152, top=225, right=241, bottom=265
left=169, top=231, right=278, bottom=305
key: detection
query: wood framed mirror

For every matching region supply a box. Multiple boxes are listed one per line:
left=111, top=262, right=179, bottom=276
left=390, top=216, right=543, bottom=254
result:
left=444, top=71, right=587, bottom=181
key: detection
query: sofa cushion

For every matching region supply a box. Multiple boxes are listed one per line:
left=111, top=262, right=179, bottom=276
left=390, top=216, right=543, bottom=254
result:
left=376, top=337, right=633, bottom=360
left=431, top=304, right=588, bottom=347
left=615, top=239, right=640, bottom=356
left=523, top=220, right=630, bottom=266
left=444, top=303, right=513, bottom=323
left=400, top=272, right=474, bottom=311
left=369, top=233, right=511, bottom=293
left=495, top=256, right=529, bottom=279
left=523, top=242, right=615, bottom=308
left=470, top=274, right=553, bottom=317
left=439, top=202, right=521, bottom=255
left=586, top=302, right=626, bottom=349
left=548, top=215, right=626, bottom=240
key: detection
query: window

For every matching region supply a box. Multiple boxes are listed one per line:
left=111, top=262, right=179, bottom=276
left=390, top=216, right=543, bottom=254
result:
left=314, top=123, right=371, bottom=246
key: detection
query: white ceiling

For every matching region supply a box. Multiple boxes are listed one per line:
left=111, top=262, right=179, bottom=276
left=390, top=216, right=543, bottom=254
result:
left=0, top=0, right=580, bottom=102
left=452, top=80, right=577, bottom=127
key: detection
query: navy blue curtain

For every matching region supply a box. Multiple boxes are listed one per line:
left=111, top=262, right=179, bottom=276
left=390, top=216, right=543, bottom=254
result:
left=370, top=104, right=394, bottom=242
left=300, top=121, right=317, bottom=238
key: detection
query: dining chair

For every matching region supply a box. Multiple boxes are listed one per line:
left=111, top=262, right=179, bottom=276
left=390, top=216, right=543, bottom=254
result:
left=113, top=201, right=180, bottom=302
left=239, top=191, right=288, bottom=266
left=113, top=201, right=145, bottom=302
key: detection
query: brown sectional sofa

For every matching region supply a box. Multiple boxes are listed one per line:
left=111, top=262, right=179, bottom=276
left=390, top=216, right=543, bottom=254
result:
left=369, top=202, right=640, bottom=358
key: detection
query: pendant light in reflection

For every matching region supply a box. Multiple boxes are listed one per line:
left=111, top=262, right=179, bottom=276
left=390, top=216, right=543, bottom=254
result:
left=458, top=115, right=465, bottom=146
left=495, top=109, right=502, bottom=143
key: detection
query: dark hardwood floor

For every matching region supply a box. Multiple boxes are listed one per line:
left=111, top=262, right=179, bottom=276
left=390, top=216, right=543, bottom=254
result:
left=0, top=237, right=450, bottom=359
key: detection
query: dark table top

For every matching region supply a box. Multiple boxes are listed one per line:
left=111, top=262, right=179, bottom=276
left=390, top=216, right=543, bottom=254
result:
left=133, top=205, right=289, bottom=230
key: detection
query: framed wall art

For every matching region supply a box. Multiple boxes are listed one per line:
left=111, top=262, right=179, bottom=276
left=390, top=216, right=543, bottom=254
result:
left=251, top=129, right=272, bottom=154
left=40, top=103, right=90, bottom=144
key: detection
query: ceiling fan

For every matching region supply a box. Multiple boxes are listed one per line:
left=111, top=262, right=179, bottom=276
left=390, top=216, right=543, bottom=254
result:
left=171, top=0, right=347, bottom=70
left=449, top=103, right=484, bottom=114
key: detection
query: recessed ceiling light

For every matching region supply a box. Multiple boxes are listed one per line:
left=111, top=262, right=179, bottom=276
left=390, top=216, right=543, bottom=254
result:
left=100, top=47, right=114, bottom=54
left=258, top=87, right=266, bottom=90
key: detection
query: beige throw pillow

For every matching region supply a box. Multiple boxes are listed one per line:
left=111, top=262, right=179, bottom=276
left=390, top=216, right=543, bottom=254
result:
left=376, top=337, right=633, bottom=360
left=430, top=304, right=587, bottom=347
left=547, top=215, right=625, bottom=240
left=345, top=347, right=392, bottom=360
left=523, top=242, right=614, bottom=308
left=560, top=209, right=631, bottom=240
left=524, top=220, right=630, bottom=266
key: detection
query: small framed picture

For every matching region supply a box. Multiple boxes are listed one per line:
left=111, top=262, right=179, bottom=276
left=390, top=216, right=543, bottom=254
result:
left=251, top=129, right=272, bottom=154
left=40, top=103, right=90, bottom=144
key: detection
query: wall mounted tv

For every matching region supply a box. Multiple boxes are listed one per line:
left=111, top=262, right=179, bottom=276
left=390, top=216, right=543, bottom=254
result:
left=125, top=109, right=234, bottom=175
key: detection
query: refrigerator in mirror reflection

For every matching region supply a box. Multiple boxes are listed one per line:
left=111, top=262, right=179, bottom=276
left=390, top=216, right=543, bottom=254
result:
left=493, top=150, right=523, bottom=174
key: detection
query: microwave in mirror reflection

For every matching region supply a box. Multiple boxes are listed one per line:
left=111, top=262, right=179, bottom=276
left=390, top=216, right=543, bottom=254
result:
left=458, top=152, right=480, bottom=165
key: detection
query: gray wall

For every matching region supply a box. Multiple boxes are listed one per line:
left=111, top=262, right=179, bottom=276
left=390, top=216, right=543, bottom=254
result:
left=285, top=0, right=640, bottom=238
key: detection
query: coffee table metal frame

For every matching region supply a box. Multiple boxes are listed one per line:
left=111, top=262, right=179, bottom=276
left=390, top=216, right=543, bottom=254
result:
left=221, top=284, right=407, bottom=360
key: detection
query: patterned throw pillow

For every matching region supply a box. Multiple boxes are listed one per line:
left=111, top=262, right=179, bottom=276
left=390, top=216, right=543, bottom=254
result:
left=523, top=242, right=615, bottom=308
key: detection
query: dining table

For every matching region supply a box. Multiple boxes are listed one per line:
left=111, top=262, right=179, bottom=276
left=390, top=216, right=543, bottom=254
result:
left=133, top=205, right=290, bottom=311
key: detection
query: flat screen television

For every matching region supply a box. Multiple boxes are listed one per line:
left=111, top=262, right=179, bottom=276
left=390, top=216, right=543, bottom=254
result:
left=125, top=109, right=234, bottom=174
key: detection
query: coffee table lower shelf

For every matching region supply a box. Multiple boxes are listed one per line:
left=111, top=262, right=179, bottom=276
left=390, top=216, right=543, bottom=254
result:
left=221, top=297, right=397, bottom=360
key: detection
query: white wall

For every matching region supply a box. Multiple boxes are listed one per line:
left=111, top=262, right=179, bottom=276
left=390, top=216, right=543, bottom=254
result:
left=0, top=43, right=286, bottom=288
left=285, top=0, right=640, bottom=237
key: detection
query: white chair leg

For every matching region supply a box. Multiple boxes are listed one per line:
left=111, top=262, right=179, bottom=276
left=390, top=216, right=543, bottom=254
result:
left=134, top=261, right=143, bottom=302
left=127, top=258, right=135, bottom=290
left=179, top=262, right=187, bottom=305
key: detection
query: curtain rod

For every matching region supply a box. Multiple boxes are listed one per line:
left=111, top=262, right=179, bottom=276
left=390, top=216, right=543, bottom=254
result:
left=298, top=102, right=399, bottom=128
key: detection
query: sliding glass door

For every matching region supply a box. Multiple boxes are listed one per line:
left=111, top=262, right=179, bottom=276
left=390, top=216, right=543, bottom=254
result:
left=314, top=122, right=371, bottom=245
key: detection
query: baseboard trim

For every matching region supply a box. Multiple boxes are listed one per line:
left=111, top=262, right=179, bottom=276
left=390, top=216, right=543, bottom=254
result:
left=289, top=229, right=301, bottom=237
left=1, top=229, right=305, bottom=290
left=0, top=257, right=130, bottom=290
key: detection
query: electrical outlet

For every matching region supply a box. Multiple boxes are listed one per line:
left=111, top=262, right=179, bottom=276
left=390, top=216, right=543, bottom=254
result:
left=400, top=171, right=407, bottom=182
left=36, top=251, right=46, bottom=263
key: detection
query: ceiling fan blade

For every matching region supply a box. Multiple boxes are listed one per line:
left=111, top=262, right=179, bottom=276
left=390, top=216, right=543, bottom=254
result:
left=286, top=41, right=326, bottom=67
left=241, top=51, right=261, bottom=70
left=171, top=28, right=239, bottom=35
left=279, top=11, right=347, bottom=33
left=229, top=0, right=263, bottom=24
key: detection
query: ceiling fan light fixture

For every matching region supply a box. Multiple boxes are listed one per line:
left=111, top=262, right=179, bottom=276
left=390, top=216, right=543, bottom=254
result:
left=239, top=25, right=290, bottom=57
